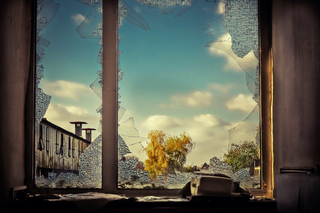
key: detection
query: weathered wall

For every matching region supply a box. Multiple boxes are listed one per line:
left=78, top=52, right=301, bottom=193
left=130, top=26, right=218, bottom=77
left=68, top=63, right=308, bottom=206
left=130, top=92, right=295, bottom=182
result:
left=0, top=0, right=33, bottom=205
left=272, top=0, right=320, bottom=198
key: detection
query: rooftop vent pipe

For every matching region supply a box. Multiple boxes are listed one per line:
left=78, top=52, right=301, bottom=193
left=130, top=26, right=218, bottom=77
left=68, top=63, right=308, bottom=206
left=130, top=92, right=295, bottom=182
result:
left=69, top=121, right=87, bottom=137
left=82, top=128, right=96, bottom=142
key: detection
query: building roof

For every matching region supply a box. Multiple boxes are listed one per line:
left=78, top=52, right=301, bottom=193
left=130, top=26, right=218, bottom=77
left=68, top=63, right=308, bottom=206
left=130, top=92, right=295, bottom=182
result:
left=69, top=121, right=88, bottom=124
left=82, top=128, right=96, bottom=130
left=41, top=118, right=91, bottom=144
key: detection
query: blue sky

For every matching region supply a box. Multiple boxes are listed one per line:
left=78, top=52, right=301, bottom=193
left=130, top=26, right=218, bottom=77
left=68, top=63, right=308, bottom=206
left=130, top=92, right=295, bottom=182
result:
left=39, top=0, right=259, bottom=166
left=39, top=0, right=102, bottom=140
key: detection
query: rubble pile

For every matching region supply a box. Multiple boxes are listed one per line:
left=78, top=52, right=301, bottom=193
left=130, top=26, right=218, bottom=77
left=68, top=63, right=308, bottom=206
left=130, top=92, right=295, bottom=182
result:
left=208, top=157, right=234, bottom=179
left=238, top=175, right=261, bottom=189
left=233, top=168, right=250, bottom=182
left=78, top=134, right=102, bottom=188
left=205, top=157, right=260, bottom=189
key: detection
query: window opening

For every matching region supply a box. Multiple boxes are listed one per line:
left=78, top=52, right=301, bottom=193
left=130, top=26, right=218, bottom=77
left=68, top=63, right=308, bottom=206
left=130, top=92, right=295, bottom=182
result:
left=60, top=133, right=64, bottom=156
left=55, top=131, right=59, bottom=155
left=72, top=138, right=75, bottom=158
left=46, top=126, right=50, bottom=152
left=68, top=137, right=71, bottom=157
left=34, top=0, right=102, bottom=188
left=78, top=140, right=81, bottom=157
left=34, top=0, right=262, bottom=191
left=39, top=124, right=44, bottom=151
left=117, top=0, right=260, bottom=190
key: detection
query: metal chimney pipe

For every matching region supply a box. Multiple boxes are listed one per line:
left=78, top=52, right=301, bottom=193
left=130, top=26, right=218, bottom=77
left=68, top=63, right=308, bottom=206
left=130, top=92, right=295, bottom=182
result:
left=69, top=121, right=87, bottom=137
left=82, top=128, right=96, bottom=142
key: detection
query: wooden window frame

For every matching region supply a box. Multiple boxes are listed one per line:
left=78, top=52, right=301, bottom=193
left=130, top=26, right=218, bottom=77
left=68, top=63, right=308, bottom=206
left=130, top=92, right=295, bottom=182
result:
left=25, top=0, right=273, bottom=197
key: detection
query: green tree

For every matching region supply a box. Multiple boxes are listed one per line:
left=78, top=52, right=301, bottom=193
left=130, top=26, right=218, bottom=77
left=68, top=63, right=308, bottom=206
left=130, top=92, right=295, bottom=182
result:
left=223, top=141, right=259, bottom=173
left=143, top=130, right=195, bottom=180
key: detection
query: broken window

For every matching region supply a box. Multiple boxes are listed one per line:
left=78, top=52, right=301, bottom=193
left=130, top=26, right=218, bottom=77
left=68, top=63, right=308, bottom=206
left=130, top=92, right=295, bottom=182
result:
left=35, top=0, right=103, bottom=188
left=117, top=0, right=260, bottom=190
left=34, top=0, right=262, bottom=191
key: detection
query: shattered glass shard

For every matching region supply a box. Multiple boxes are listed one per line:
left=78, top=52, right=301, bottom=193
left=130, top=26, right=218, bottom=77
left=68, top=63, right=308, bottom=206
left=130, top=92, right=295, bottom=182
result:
left=76, top=3, right=102, bottom=39
left=36, top=0, right=60, bottom=34
left=174, top=0, right=199, bottom=17
left=118, top=106, right=126, bottom=122
left=118, top=117, right=140, bottom=137
left=92, top=21, right=103, bottom=38
left=118, top=69, right=124, bottom=82
left=36, top=65, right=44, bottom=87
left=37, top=34, right=51, bottom=47
left=97, top=47, right=103, bottom=64
left=221, top=0, right=259, bottom=58
left=76, top=0, right=102, bottom=6
left=228, top=105, right=260, bottom=147
left=136, top=0, right=192, bottom=7
left=118, top=135, right=131, bottom=158
left=35, top=87, right=51, bottom=127
left=159, top=6, right=178, bottom=14
left=90, top=75, right=102, bottom=99
left=120, top=0, right=150, bottom=31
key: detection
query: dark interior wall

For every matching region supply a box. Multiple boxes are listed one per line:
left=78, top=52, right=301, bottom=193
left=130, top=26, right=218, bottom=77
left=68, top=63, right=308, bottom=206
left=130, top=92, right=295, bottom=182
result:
left=0, top=0, right=32, bottom=205
left=273, top=0, right=320, bottom=189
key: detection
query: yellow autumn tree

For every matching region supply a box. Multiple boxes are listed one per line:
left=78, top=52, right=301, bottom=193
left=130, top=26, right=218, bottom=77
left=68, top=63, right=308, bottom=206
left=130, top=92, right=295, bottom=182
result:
left=143, top=130, right=195, bottom=180
left=144, top=130, right=168, bottom=180
left=165, top=133, right=194, bottom=173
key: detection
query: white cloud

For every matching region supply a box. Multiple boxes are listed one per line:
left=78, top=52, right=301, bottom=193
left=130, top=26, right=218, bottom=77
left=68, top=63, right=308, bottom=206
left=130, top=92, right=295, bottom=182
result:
left=142, top=115, right=180, bottom=130
left=208, top=83, right=234, bottom=94
left=64, top=105, right=90, bottom=116
left=41, top=80, right=93, bottom=101
left=225, top=94, right=257, bottom=112
left=71, top=14, right=86, bottom=25
left=194, top=114, right=221, bottom=127
left=142, top=113, right=229, bottom=132
left=44, top=104, right=98, bottom=125
left=160, top=91, right=214, bottom=109
left=184, top=127, right=230, bottom=165
left=227, top=120, right=259, bottom=145
left=44, top=103, right=100, bottom=139
left=216, top=3, right=225, bottom=14
left=209, top=45, right=242, bottom=72
left=208, top=36, right=259, bottom=74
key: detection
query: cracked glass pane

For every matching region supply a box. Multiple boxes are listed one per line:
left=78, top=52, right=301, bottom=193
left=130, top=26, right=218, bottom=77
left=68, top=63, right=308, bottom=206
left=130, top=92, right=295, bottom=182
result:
left=35, top=0, right=102, bottom=188
left=118, top=0, right=260, bottom=190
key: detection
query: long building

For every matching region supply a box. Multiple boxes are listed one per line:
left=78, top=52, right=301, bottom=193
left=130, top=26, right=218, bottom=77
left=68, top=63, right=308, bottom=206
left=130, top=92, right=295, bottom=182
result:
left=35, top=118, right=93, bottom=178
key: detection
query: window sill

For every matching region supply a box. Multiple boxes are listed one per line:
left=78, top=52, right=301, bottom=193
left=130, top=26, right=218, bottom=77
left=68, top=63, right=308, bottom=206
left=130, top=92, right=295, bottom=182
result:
left=12, top=192, right=277, bottom=213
